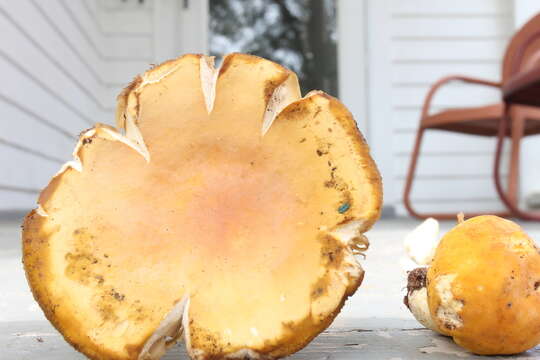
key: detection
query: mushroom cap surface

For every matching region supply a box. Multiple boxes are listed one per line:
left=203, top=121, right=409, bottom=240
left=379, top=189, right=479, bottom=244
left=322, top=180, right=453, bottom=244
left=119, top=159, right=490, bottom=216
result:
left=22, top=54, right=382, bottom=360
left=427, top=215, right=540, bottom=355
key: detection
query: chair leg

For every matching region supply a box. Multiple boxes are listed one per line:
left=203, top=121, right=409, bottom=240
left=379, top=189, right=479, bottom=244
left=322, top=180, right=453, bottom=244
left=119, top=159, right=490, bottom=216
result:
left=403, top=127, right=509, bottom=220
left=506, top=113, right=525, bottom=207
left=403, top=127, right=425, bottom=219
left=494, top=105, right=540, bottom=221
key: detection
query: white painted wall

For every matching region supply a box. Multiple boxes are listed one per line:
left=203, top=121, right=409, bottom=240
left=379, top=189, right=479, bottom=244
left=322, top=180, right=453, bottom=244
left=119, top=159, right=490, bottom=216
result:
left=337, top=0, right=368, bottom=135
left=4, top=0, right=532, bottom=216
left=0, top=0, right=207, bottom=212
left=1, top=0, right=100, bottom=211
left=351, top=0, right=516, bottom=215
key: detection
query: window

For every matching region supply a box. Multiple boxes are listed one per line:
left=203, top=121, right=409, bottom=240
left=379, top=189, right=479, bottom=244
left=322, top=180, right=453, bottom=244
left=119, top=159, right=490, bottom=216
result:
left=209, top=0, right=338, bottom=96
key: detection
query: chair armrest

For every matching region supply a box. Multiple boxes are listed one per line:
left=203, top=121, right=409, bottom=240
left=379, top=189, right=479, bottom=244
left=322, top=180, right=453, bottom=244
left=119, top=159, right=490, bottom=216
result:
left=421, top=75, right=501, bottom=121
left=452, top=76, right=500, bottom=88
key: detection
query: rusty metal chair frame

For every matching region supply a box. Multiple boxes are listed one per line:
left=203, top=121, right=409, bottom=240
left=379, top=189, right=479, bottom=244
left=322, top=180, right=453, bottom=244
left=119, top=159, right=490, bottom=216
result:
left=494, top=29, right=540, bottom=221
left=402, top=76, right=509, bottom=220
left=403, top=13, right=540, bottom=220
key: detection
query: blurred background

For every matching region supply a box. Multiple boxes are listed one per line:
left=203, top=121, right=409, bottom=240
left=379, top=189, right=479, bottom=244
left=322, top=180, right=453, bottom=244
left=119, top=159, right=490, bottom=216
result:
left=2, top=0, right=540, bottom=219
left=1, top=0, right=540, bottom=324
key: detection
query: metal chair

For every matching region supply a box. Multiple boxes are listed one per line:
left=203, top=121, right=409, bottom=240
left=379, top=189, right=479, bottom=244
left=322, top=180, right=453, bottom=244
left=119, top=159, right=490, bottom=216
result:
left=494, top=30, right=540, bottom=221
left=404, top=13, right=540, bottom=220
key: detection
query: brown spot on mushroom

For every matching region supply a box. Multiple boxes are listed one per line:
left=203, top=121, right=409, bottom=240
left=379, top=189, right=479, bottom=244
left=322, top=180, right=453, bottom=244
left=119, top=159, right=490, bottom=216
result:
left=443, top=322, right=457, bottom=331
left=263, top=80, right=279, bottom=103
left=404, top=267, right=428, bottom=310
left=97, top=302, right=118, bottom=322
left=315, top=141, right=332, bottom=157
left=281, top=101, right=311, bottom=121
left=110, top=289, right=125, bottom=302
left=407, top=267, right=428, bottom=293
left=324, top=180, right=336, bottom=188
left=319, top=235, right=345, bottom=269
left=188, top=324, right=225, bottom=358
left=310, top=278, right=328, bottom=300
left=64, top=228, right=108, bottom=286
left=313, top=106, right=322, bottom=118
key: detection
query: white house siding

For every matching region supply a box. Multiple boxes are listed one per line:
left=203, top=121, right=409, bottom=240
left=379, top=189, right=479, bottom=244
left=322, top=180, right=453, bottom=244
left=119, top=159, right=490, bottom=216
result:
left=0, top=0, right=156, bottom=212
left=386, top=0, right=514, bottom=215
left=2, top=0, right=522, bottom=217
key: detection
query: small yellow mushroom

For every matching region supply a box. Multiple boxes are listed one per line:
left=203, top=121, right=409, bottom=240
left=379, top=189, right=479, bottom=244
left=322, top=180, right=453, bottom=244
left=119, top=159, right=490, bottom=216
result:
left=406, top=215, right=540, bottom=355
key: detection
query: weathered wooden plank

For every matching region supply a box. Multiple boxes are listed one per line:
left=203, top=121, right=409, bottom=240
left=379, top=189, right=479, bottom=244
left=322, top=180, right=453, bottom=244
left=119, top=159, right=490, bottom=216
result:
left=3, top=320, right=540, bottom=359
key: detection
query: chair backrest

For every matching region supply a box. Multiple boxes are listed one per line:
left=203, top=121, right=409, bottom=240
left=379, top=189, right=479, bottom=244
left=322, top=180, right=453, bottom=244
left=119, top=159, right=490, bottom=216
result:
left=502, top=13, right=540, bottom=83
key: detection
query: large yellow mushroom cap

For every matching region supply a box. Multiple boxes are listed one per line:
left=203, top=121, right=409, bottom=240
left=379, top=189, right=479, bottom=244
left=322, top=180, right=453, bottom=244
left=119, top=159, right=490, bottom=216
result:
left=427, top=215, right=540, bottom=355
left=22, top=53, right=382, bottom=360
